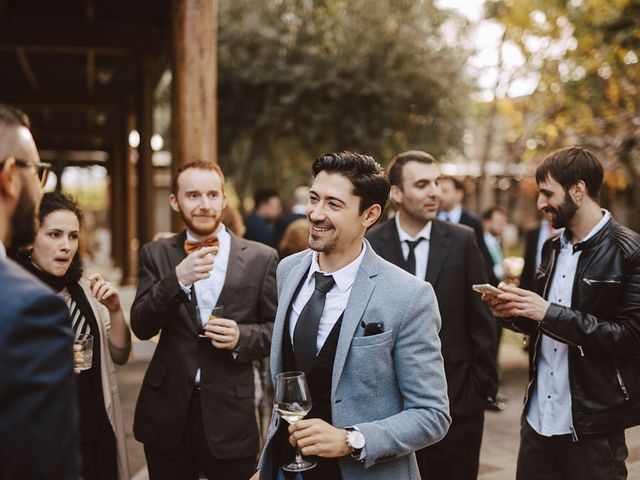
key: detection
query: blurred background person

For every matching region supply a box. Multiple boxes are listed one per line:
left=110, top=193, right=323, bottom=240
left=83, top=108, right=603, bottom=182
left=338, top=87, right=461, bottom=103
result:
left=244, top=187, right=282, bottom=249
left=520, top=210, right=559, bottom=292
left=18, top=191, right=131, bottom=480
left=275, top=185, right=308, bottom=244
left=482, top=206, right=508, bottom=283
left=220, top=204, right=247, bottom=237
left=278, top=217, right=309, bottom=258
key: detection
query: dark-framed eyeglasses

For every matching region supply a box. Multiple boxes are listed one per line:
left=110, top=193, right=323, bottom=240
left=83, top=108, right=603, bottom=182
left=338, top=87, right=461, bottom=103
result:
left=1, top=157, right=52, bottom=187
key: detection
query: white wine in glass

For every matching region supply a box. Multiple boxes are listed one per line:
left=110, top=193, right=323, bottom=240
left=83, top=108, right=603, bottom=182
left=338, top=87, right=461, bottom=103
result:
left=274, top=371, right=316, bottom=472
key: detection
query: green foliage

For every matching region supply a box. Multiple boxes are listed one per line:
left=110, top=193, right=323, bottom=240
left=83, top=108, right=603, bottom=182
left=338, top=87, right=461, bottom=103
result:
left=217, top=0, right=473, bottom=204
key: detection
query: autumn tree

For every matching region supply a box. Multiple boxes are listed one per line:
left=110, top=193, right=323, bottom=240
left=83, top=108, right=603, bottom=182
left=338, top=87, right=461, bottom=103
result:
left=217, top=0, right=473, bottom=206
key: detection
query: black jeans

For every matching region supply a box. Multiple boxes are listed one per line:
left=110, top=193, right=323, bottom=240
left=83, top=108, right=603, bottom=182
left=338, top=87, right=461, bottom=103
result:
left=516, top=421, right=628, bottom=480
left=144, top=388, right=256, bottom=480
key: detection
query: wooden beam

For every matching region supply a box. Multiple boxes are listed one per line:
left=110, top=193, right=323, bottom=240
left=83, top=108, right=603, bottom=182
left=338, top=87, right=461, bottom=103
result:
left=16, top=48, right=38, bottom=90
left=86, top=49, right=95, bottom=93
left=2, top=93, right=125, bottom=111
left=0, top=17, right=168, bottom=55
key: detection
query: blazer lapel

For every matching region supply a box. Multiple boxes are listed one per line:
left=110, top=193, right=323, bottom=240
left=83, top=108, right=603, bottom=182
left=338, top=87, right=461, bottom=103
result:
left=426, top=220, right=451, bottom=286
left=169, top=232, right=199, bottom=334
left=216, top=234, right=248, bottom=309
left=271, top=251, right=313, bottom=378
left=331, top=243, right=378, bottom=399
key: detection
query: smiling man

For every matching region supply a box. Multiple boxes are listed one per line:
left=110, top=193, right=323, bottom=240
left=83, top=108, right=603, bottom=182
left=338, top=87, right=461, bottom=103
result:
left=254, top=151, right=450, bottom=480
left=131, top=160, right=278, bottom=480
left=486, top=147, right=640, bottom=480
left=367, top=150, right=497, bottom=480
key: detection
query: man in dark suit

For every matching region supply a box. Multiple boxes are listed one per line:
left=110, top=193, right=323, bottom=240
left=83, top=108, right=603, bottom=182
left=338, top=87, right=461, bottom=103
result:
left=275, top=185, right=309, bottom=245
left=367, top=150, right=498, bottom=480
left=245, top=187, right=283, bottom=248
left=520, top=212, right=557, bottom=291
left=0, top=103, right=79, bottom=479
left=438, top=176, right=497, bottom=286
left=131, top=160, right=278, bottom=480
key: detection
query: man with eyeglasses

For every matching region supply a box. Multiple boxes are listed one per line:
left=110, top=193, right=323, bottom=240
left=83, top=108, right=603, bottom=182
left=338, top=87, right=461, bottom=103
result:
left=0, top=103, right=80, bottom=479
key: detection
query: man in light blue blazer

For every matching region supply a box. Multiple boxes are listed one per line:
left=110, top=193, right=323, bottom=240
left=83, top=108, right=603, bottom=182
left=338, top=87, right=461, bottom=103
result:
left=253, top=152, right=450, bottom=480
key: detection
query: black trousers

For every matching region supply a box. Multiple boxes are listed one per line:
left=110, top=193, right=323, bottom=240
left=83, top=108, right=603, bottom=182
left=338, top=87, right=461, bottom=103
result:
left=516, top=420, right=628, bottom=480
left=416, top=411, right=484, bottom=480
left=144, top=388, right=256, bottom=480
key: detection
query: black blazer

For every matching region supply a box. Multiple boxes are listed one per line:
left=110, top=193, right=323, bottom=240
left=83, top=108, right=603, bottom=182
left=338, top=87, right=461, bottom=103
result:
left=0, top=257, right=80, bottom=479
left=459, top=209, right=498, bottom=286
left=367, top=219, right=498, bottom=418
left=131, top=231, right=278, bottom=458
left=520, top=226, right=541, bottom=292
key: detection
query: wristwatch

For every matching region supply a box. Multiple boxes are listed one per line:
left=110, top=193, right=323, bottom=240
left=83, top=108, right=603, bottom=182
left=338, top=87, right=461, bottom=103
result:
left=345, top=427, right=365, bottom=459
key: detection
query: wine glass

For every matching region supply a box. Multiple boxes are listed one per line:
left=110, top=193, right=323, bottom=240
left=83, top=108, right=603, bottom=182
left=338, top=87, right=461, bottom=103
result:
left=274, top=371, right=316, bottom=472
left=196, top=305, right=223, bottom=338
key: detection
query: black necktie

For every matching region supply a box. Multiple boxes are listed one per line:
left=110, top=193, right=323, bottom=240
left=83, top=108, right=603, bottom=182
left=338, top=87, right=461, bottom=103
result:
left=404, top=238, right=425, bottom=275
left=293, top=272, right=336, bottom=374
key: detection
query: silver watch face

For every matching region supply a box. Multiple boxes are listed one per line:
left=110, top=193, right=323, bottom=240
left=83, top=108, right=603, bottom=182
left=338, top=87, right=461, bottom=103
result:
left=348, top=430, right=365, bottom=450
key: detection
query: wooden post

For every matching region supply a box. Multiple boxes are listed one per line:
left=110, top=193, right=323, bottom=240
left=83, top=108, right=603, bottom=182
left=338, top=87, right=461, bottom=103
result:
left=171, top=0, right=217, bottom=166
left=171, top=0, right=217, bottom=231
left=136, top=59, right=155, bottom=247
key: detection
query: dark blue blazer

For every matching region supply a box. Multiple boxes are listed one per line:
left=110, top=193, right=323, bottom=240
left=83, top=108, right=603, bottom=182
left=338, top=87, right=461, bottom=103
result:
left=0, top=256, right=79, bottom=479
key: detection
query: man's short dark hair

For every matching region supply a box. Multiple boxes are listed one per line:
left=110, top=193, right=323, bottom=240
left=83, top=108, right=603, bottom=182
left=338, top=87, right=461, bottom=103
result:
left=172, top=160, right=225, bottom=194
left=253, top=188, right=279, bottom=209
left=312, top=151, right=390, bottom=215
left=0, top=103, right=30, bottom=129
left=535, top=146, right=604, bottom=200
left=439, top=175, right=465, bottom=194
left=387, top=150, right=437, bottom=188
left=482, top=205, right=507, bottom=221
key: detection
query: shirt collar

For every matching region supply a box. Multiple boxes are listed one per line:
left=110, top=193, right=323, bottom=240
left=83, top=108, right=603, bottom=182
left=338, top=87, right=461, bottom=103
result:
left=439, top=205, right=462, bottom=223
left=560, top=209, right=611, bottom=250
left=395, top=214, right=432, bottom=243
left=292, top=204, right=306, bottom=215
left=308, top=242, right=367, bottom=294
left=0, top=240, right=6, bottom=260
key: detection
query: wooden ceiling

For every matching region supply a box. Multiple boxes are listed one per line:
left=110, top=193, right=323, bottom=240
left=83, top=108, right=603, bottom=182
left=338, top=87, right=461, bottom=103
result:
left=0, top=0, right=171, bottom=160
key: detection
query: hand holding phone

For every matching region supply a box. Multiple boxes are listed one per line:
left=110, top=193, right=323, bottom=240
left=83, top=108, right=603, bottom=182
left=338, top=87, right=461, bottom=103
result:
left=472, top=283, right=503, bottom=295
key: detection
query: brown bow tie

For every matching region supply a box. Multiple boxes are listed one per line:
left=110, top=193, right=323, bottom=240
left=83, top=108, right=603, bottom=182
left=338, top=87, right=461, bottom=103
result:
left=184, top=237, right=220, bottom=255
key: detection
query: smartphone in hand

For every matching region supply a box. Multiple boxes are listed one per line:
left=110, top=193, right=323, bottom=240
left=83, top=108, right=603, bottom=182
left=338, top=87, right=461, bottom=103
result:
left=472, top=283, right=502, bottom=295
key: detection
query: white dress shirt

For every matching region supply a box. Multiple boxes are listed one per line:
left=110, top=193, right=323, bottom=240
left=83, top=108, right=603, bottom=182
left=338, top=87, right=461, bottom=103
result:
left=182, top=224, right=231, bottom=383
left=438, top=205, right=462, bottom=224
left=288, top=243, right=366, bottom=354
left=527, top=210, right=611, bottom=436
left=395, top=215, right=431, bottom=280
left=0, top=240, right=6, bottom=260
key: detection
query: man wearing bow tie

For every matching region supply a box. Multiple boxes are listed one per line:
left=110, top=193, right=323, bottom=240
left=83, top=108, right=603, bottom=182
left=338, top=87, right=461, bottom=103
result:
left=131, top=160, right=278, bottom=480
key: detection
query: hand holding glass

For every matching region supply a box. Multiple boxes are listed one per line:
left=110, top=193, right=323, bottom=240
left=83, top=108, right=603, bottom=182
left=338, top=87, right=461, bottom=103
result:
left=196, top=305, right=224, bottom=338
left=274, top=371, right=316, bottom=472
left=74, top=334, right=93, bottom=371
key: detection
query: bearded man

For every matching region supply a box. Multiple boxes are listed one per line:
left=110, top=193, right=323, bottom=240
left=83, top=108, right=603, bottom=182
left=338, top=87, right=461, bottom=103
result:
left=131, top=160, right=278, bottom=480
left=485, top=147, right=640, bottom=480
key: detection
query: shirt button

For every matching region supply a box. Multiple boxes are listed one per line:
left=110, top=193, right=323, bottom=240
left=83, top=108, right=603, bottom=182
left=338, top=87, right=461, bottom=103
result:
left=554, top=348, right=557, bottom=352
left=547, top=395, right=551, bottom=399
left=550, top=372, right=554, bottom=376
left=562, top=275, right=566, bottom=278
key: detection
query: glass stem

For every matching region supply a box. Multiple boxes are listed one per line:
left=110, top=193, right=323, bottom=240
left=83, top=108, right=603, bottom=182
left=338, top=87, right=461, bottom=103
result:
left=295, top=446, right=303, bottom=463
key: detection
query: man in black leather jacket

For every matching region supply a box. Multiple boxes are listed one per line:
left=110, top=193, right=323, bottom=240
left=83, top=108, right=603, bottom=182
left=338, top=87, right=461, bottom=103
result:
left=485, top=146, right=640, bottom=480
